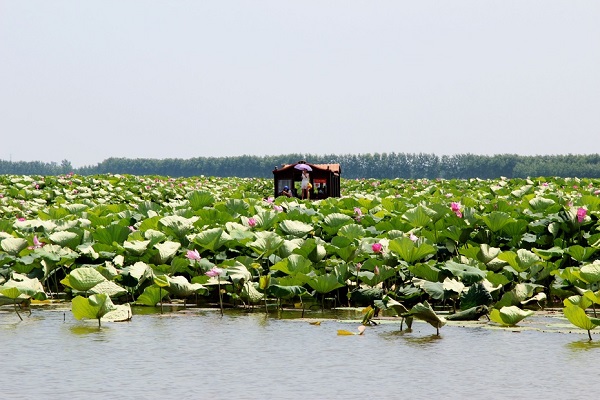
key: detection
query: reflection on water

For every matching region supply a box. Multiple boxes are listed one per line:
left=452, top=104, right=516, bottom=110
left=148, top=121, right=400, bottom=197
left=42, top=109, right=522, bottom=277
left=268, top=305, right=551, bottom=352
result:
left=566, top=339, right=600, bottom=352
left=1, top=307, right=599, bottom=400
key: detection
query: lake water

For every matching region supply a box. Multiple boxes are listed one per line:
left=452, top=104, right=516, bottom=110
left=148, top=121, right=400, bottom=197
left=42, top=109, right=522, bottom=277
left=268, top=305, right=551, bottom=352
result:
left=1, top=305, right=598, bottom=400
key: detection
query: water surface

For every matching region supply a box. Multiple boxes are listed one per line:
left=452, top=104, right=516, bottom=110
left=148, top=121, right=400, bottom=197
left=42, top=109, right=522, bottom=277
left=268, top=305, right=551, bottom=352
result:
left=0, top=306, right=597, bottom=400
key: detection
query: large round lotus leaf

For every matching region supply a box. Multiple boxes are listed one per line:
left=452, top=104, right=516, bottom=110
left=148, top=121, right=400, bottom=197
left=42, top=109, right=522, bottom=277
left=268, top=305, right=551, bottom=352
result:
left=278, top=220, right=313, bottom=237
left=62, top=267, right=106, bottom=292
left=1, top=237, right=28, bottom=256
left=49, top=231, right=80, bottom=249
left=489, top=306, right=534, bottom=326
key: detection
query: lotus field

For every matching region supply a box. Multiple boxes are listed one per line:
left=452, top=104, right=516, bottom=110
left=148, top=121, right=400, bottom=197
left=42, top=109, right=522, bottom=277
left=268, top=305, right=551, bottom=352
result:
left=2, top=173, right=600, bottom=336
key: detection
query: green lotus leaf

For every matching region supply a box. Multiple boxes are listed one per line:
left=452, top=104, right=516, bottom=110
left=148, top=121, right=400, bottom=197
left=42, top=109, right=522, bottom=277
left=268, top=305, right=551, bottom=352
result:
left=89, top=280, right=128, bottom=298
left=1, top=237, right=28, bottom=256
left=193, top=228, right=231, bottom=252
left=153, top=241, right=181, bottom=264
left=531, top=246, right=564, bottom=261
left=460, top=282, right=493, bottom=310
left=0, top=286, right=23, bottom=300
left=421, top=281, right=446, bottom=300
left=489, top=306, right=534, bottom=326
left=374, top=295, right=409, bottom=316
left=2, top=273, right=45, bottom=298
left=220, top=261, right=251, bottom=283
left=247, top=231, right=284, bottom=258
left=268, top=284, right=307, bottom=299
left=119, top=261, right=153, bottom=288
left=563, top=305, right=600, bottom=335
left=159, top=215, right=197, bottom=240
left=321, top=213, right=353, bottom=236
left=225, top=199, right=250, bottom=218
left=511, top=185, right=533, bottom=198
left=328, top=236, right=357, bottom=262
left=579, top=261, right=600, bottom=284
left=404, top=301, right=446, bottom=330
left=566, top=245, right=597, bottom=263
left=48, top=231, right=81, bottom=250
left=581, top=289, right=600, bottom=305
left=102, top=303, right=132, bottom=322
left=528, top=196, right=556, bottom=211
left=154, top=275, right=170, bottom=288
left=358, top=264, right=394, bottom=287
left=93, top=224, right=131, bottom=245
left=241, top=282, right=264, bottom=303
left=253, top=209, right=279, bottom=230
left=72, top=294, right=115, bottom=325
left=187, top=190, right=215, bottom=210
left=402, top=205, right=433, bottom=228
left=481, top=211, right=512, bottom=233
left=166, top=275, right=205, bottom=297
left=441, top=261, right=486, bottom=284
left=446, top=305, right=489, bottom=321
left=62, top=203, right=89, bottom=214
left=307, top=273, right=344, bottom=294
left=136, top=285, right=169, bottom=306
left=123, top=240, right=151, bottom=255
left=495, top=282, right=544, bottom=308
left=443, top=278, right=465, bottom=294
left=61, top=267, right=107, bottom=292
left=271, top=254, right=312, bottom=275
left=564, top=294, right=593, bottom=309
left=389, top=237, right=437, bottom=263
left=292, top=238, right=326, bottom=262
left=278, top=220, right=313, bottom=237
left=498, top=249, right=540, bottom=273
left=408, top=262, right=440, bottom=282
left=338, top=224, right=366, bottom=241
left=479, top=244, right=502, bottom=264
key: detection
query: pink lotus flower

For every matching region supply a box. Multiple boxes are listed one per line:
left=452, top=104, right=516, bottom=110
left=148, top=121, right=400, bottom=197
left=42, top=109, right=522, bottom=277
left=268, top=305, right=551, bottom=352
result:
left=355, top=263, right=362, bottom=271
left=354, top=207, right=362, bottom=221
left=542, top=182, right=549, bottom=186
left=594, top=190, right=600, bottom=195
left=17, top=217, right=25, bottom=222
left=372, top=243, right=382, bottom=253
left=577, top=207, right=587, bottom=223
left=205, top=266, right=223, bottom=277
left=451, top=202, right=463, bottom=218
left=409, top=233, right=418, bottom=242
left=374, top=266, right=380, bottom=275
left=186, top=249, right=201, bottom=261
left=34, top=236, right=43, bottom=247
left=247, top=217, right=257, bottom=227
left=128, top=226, right=136, bottom=232
left=273, top=205, right=283, bottom=212
left=28, top=235, right=44, bottom=250
left=265, top=197, right=274, bottom=204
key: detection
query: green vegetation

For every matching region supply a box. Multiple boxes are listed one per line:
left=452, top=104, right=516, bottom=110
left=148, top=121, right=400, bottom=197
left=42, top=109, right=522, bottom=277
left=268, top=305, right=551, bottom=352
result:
left=1, top=173, right=600, bottom=337
left=3, top=153, right=600, bottom=179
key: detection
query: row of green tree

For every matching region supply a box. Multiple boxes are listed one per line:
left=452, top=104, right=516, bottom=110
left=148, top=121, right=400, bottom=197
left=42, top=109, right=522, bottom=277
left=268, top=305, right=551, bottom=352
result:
left=2, top=153, right=600, bottom=179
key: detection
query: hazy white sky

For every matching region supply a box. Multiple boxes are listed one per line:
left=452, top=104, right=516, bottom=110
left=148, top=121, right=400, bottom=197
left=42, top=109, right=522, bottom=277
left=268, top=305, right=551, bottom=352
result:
left=1, top=1, right=599, bottom=168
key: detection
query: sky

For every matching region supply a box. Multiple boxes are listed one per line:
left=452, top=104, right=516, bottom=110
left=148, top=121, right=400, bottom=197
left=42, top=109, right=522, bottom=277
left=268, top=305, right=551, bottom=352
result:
left=1, top=1, right=599, bottom=168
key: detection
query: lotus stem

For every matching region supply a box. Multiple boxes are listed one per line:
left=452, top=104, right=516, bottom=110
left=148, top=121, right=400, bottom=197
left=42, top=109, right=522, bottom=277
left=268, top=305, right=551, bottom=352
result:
left=13, top=301, right=23, bottom=321
left=159, top=287, right=163, bottom=314
left=218, top=280, right=224, bottom=316
left=588, top=329, right=593, bottom=341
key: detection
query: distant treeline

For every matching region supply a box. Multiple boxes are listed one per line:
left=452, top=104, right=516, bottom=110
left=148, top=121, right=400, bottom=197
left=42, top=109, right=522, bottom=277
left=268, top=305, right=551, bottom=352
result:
left=2, top=153, right=600, bottom=179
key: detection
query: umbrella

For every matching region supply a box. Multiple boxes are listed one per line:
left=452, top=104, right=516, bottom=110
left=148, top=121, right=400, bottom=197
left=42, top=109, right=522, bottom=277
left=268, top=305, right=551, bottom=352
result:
left=294, top=163, right=312, bottom=172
